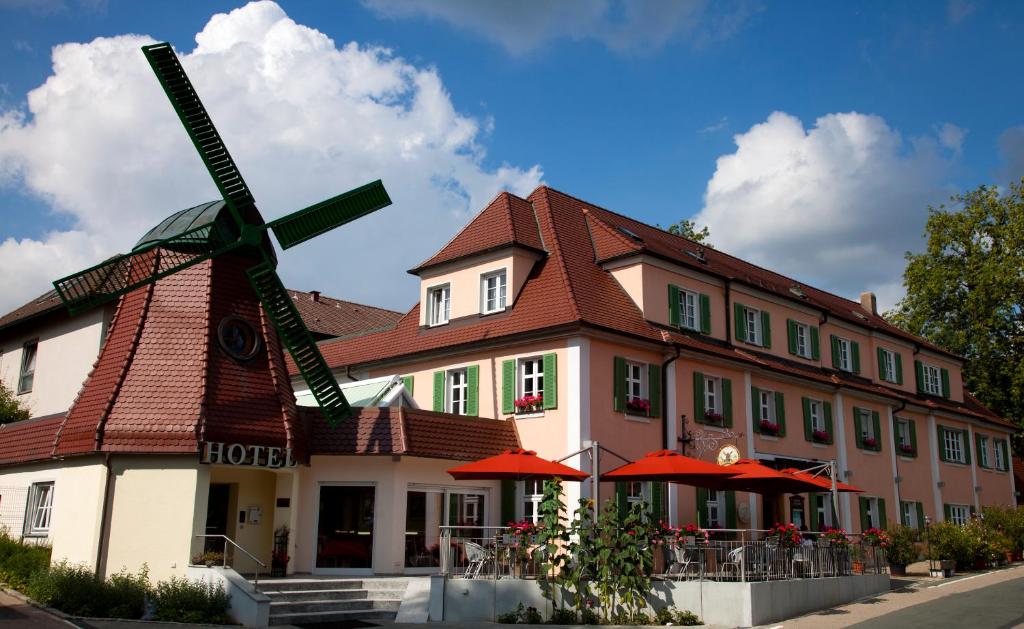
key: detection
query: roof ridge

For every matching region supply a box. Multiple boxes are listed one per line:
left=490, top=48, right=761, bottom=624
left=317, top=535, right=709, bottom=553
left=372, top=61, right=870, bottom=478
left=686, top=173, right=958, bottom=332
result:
left=410, top=190, right=525, bottom=273
left=583, top=209, right=645, bottom=253
left=529, top=188, right=582, bottom=321
left=287, top=289, right=404, bottom=317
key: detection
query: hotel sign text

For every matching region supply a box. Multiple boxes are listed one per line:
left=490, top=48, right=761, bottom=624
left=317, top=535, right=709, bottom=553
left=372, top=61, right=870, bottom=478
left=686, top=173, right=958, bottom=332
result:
left=202, top=441, right=297, bottom=468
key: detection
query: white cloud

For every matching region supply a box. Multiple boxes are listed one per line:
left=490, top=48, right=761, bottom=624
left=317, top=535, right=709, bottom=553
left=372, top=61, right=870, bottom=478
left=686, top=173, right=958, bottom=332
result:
left=936, top=122, right=967, bottom=154
left=0, top=0, right=542, bottom=313
left=363, top=0, right=761, bottom=55
left=694, top=111, right=960, bottom=311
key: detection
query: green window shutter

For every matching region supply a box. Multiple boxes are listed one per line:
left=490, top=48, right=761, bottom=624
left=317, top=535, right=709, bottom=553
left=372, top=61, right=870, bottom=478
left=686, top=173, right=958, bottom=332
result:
left=937, top=426, right=948, bottom=462
left=722, top=378, right=733, bottom=427
left=699, top=294, right=711, bottom=334
left=943, top=504, right=952, bottom=521
left=975, top=434, right=986, bottom=468
left=871, top=411, right=881, bottom=451
left=787, top=319, right=798, bottom=355
left=915, top=360, right=924, bottom=393
left=941, top=368, right=951, bottom=398
left=401, top=375, right=414, bottom=395
left=915, top=503, right=925, bottom=531
left=751, top=386, right=762, bottom=432
left=466, top=365, right=480, bottom=416
left=668, top=284, right=681, bottom=327
left=899, top=501, right=908, bottom=526
left=760, top=310, right=772, bottom=348
left=693, top=371, right=706, bottom=423
left=651, top=482, right=664, bottom=521
left=775, top=391, right=786, bottom=436
left=725, top=491, right=737, bottom=529
left=1000, top=441, right=1010, bottom=471
left=613, top=356, right=626, bottom=412
left=734, top=303, right=746, bottom=342
left=962, top=430, right=971, bottom=465
left=831, top=335, right=841, bottom=368
left=858, top=497, right=870, bottom=531
left=616, top=482, right=628, bottom=519
left=696, top=487, right=709, bottom=528
left=501, top=480, right=516, bottom=525
left=895, top=353, right=904, bottom=385
left=878, top=498, right=887, bottom=529
left=877, top=348, right=887, bottom=381
left=823, top=401, right=833, bottom=442
left=802, top=397, right=812, bottom=441
left=501, top=360, right=516, bottom=414
left=851, top=341, right=861, bottom=374
left=648, top=363, right=661, bottom=418
left=854, top=409, right=864, bottom=449
left=810, top=326, right=820, bottom=360
left=543, top=353, right=557, bottom=410
left=432, top=371, right=445, bottom=412
left=909, top=419, right=918, bottom=454
left=808, top=493, right=820, bottom=531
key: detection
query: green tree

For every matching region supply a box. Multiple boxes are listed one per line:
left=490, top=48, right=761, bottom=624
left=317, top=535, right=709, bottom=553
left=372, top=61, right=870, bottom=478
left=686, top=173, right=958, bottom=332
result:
left=0, top=381, right=31, bottom=424
left=662, top=219, right=713, bottom=247
left=887, top=180, right=1024, bottom=450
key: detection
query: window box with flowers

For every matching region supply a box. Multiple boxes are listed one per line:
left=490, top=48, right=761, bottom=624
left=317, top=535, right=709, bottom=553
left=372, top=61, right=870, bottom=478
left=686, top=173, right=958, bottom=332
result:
left=812, top=429, right=832, bottom=444
left=899, top=443, right=916, bottom=457
left=626, top=398, right=651, bottom=415
left=767, top=522, right=803, bottom=549
left=824, top=527, right=849, bottom=548
left=862, top=436, right=879, bottom=449
left=759, top=419, right=781, bottom=436
left=514, top=394, right=544, bottom=415
left=703, top=410, right=724, bottom=426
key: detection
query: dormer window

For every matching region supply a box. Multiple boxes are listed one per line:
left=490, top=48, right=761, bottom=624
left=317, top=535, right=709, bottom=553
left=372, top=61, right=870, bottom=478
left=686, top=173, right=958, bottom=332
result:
left=428, top=284, right=450, bottom=326
left=480, top=270, right=507, bottom=314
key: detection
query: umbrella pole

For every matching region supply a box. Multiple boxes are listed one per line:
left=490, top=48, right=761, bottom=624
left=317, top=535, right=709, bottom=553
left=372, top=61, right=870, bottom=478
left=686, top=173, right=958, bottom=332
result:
left=592, top=441, right=600, bottom=521
left=830, top=459, right=840, bottom=527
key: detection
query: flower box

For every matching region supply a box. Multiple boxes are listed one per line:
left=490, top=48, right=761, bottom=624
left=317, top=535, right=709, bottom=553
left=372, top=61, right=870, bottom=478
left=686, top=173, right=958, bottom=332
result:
left=812, top=429, right=832, bottom=443
left=514, top=394, right=543, bottom=414
left=625, top=398, right=651, bottom=415
left=703, top=410, right=724, bottom=425
left=899, top=444, right=916, bottom=456
left=758, top=419, right=780, bottom=436
left=862, top=436, right=878, bottom=449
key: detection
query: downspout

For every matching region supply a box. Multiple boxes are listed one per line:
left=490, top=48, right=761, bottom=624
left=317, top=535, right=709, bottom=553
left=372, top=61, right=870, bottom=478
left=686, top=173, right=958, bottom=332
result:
left=891, top=400, right=907, bottom=522
left=95, top=453, right=114, bottom=578
left=662, top=347, right=681, bottom=449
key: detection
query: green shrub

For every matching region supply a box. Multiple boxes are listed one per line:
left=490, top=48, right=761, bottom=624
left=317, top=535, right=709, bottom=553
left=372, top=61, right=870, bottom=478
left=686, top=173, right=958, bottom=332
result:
left=27, top=562, right=107, bottom=617
left=885, top=525, right=919, bottom=566
left=549, top=606, right=577, bottom=624
left=496, top=603, right=522, bottom=624
left=152, top=576, right=231, bottom=624
left=580, top=607, right=600, bottom=624
left=655, top=606, right=675, bottom=624
left=105, top=567, right=150, bottom=619
left=674, top=609, right=703, bottom=625
left=0, top=529, right=51, bottom=592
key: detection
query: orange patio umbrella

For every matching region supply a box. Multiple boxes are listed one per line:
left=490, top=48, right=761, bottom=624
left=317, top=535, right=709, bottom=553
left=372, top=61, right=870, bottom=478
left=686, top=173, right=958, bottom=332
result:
left=447, top=448, right=589, bottom=481
left=600, top=449, right=740, bottom=485
left=780, top=467, right=864, bottom=493
left=705, top=459, right=826, bottom=494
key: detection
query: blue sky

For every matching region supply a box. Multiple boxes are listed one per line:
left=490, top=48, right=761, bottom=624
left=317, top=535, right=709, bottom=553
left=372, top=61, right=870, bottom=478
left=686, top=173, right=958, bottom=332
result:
left=0, top=0, right=1022, bottom=312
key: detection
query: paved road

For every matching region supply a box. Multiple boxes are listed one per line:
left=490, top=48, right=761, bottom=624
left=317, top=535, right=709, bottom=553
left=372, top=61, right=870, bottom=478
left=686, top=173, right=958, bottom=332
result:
left=849, top=574, right=1024, bottom=629
left=0, top=589, right=73, bottom=628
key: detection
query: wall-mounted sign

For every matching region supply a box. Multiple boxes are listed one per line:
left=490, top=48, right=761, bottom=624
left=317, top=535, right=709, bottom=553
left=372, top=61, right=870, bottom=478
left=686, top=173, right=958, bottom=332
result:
left=716, top=444, right=740, bottom=466
left=202, top=441, right=296, bottom=468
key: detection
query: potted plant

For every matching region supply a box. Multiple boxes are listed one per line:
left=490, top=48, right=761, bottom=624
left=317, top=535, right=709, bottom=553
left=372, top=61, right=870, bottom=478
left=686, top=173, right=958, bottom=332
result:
left=514, top=394, right=543, bottom=414
left=191, top=551, right=224, bottom=567
left=812, top=429, right=831, bottom=444
left=884, top=525, right=917, bottom=576
left=899, top=443, right=916, bottom=456
left=703, top=410, right=724, bottom=425
left=766, top=522, right=802, bottom=549
left=862, top=436, right=878, bottom=449
left=625, top=398, right=651, bottom=415
left=824, top=527, right=849, bottom=548
left=861, top=527, right=889, bottom=547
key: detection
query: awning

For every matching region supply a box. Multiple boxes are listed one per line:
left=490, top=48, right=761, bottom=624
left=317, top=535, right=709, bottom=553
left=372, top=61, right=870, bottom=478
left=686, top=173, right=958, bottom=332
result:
left=600, top=449, right=739, bottom=485
left=447, top=448, right=589, bottom=481
left=780, top=467, right=864, bottom=493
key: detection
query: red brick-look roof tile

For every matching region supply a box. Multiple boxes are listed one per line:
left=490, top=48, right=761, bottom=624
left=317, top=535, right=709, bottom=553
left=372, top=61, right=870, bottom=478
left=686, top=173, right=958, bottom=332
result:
left=0, top=414, right=64, bottom=467
left=287, top=289, right=401, bottom=340
left=305, top=406, right=520, bottom=461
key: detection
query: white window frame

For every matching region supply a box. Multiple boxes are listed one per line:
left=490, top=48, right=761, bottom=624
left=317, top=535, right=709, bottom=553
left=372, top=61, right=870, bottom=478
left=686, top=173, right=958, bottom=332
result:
left=859, top=409, right=876, bottom=442
left=809, top=399, right=825, bottom=433
left=680, top=289, right=700, bottom=331
left=520, top=479, right=545, bottom=524
left=625, top=361, right=646, bottom=404
left=706, top=489, right=724, bottom=528
left=978, top=435, right=990, bottom=468
left=794, top=322, right=810, bottom=358
left=948, top=504, right=970, bottom=526
left=24, top=481, right=54, bottom=537
left=704, top=375, right=721, bottom=415
left=896, top=418, right=911, bottom=449
left=880, top=348, right=896, bottom=382
left=18, top=340, right=37, bottom=394
left=744, top=307, right=761, bottom=346
left=994, top=441, right=1007, bottom=471
left=518, top=356, right=544, bottom=399
left=759, top=390, right=776, bottom=424
left=480, top=269, right=507, bottom=314
left=901, top=501, right=917, bottom=528
left=923, top=363, right=942, bottom=396
left=446, top=368, right=468, bottom=415
left=943, top=428, right=965, bottom=464
left=816, top=494, right=835, bottom=529
left=427, top=284, right=451, bottom=326
left=626, top=481, right=649, bottom=507
left=837, top=337, right=852, bottom=372
left=865, top=497, right=880, bottom=529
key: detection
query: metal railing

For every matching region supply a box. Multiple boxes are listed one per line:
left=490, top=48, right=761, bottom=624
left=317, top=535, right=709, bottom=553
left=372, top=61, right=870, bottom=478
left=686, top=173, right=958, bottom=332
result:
left=439, top=526, right=887, bottom=582
left=194, top=534, right=267, bottom=588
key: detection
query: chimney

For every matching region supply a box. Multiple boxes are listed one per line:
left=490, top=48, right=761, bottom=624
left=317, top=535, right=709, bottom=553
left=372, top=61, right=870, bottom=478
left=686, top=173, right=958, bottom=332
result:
left=310, top=290, right=321, bottom=303
left=859, top=291, right=877, bottom=315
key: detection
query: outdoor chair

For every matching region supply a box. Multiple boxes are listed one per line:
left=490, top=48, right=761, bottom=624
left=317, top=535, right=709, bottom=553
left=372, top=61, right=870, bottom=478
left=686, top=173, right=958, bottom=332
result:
left=791, top=543, right=814, bottom=578
left=462, top=541, right=490, bottom=579
left=667, top=545, right=698, bottom=581
left=719, top=546, right=744, bottom=581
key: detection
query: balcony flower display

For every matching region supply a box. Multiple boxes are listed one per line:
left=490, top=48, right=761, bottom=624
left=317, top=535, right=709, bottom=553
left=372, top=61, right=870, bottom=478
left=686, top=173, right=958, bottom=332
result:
left=824, top=527, right=849, bottom=548
left=862, top=436, right=878, bottom=449
left=767, top=522, right=803, bottom=549
left=861, top=527, right=890, bottom=548
left=899, top=443, right=916, bottom=455
left=625, top=398, right=651, bottom=415
left=657, top=521, right=709, bottom=545
left=703, top=410, right=724, bottom=425
left=758, top=419, right=780, bottom=435
left=514, top=394, right=543, bottom=413
left=812, top=429, right=832, bottom=443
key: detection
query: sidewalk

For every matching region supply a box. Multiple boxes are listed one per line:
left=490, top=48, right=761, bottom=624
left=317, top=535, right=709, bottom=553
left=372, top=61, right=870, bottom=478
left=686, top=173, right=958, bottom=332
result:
left=0, top=589, right=75, bottom=628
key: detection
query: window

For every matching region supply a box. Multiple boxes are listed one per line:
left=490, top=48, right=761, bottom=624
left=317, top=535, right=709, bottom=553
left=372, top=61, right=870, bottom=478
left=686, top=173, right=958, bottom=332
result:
left=947, top=504, right=970, bottom=526
left=522, top=479, right=544, bottom=524
left=880, top=348, right=897, bottom=383
left=815, top=494, right=834, bottom=530
left=923, top=364, right=942, bottom=396
left=680, top=290, right=699, bottom=331
left=943, top=428, right=965, bottom=464
left=794, top=322, right=809, bottom=358
left=446, top=368, right=468, bottom=415
left=836, top=337, right=852, bottom=372
left=627, top=481, right=647, bottom=507
left=427, top=285, right=450, bottom=326
left=18, top=341, right=37, bottom=394
left=481, top=270, right=507, bottom=314
left=790, top=496, right=805, bottom=529
left=863, top=497, right=881, bottom=529
left=759, top=390, right=775, bottom=423
left=626, top=361, right=646, bottom=404
left=994, top=441, right=1007, bottom=471
left=859, top=409, right=875, bottom=442
left=704, top=375, right=721, bottom=415
left=901, top=501, right=918, bottom=529
left=706, top=489, right=724, bottom=528
left=978, top=435, right=990, bottom=468
left=24, top=482, right=54, bottom=536
left=809, top=400, right=825, bottom=433
left=519, top=357, right=544, bottom=399
left=744, top=307, right=761, bottom=345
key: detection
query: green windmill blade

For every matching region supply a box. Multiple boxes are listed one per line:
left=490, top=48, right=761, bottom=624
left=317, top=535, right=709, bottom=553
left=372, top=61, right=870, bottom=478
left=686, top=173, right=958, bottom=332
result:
left=268, top=180, right=392, bottom=250
left=247, top=262, right=351, bottom=424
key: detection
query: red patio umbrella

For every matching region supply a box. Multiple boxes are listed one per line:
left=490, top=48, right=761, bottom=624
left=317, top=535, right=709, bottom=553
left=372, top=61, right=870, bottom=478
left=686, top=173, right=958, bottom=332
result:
left=705, top=459, right=826, bottom=494
left=600, top=449, right=739, bottom=485
left=780, top=468, right=864, bottom=493
left=447, top=448, right=589, bottom=481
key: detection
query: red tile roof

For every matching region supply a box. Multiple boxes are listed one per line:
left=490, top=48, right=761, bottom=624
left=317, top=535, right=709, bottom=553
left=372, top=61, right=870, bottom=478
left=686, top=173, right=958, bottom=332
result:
left=287, top=289, right=401, bottom=340
left=0, top=413, right=64, bottom=468
left=410, top=191, right=545, bottom=273
left=305, top=406, right=520, bottom=461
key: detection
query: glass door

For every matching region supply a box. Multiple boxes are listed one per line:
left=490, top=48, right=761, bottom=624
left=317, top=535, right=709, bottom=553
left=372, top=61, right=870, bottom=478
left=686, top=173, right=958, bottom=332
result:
left=404, top=486, right=488, bottom=572
left=315, top=484, right=375, bottom=572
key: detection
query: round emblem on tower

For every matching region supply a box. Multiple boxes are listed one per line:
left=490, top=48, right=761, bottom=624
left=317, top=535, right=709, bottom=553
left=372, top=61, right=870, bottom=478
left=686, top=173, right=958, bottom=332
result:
left=217, top=316, right=261, bottom=362
left=717, top=444, right=740, bottom=466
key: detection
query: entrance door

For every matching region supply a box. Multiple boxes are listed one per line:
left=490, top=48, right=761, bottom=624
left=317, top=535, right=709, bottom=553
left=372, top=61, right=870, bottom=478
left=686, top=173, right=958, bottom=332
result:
left=315, top=484, right=375, bottom=573
left=205, top=483, right=232, bottom=554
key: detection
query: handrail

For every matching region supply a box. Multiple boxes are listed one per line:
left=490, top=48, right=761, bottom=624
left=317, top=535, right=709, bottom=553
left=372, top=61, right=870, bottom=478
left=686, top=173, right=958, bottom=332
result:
left=194, top=534, right=267, bottom=588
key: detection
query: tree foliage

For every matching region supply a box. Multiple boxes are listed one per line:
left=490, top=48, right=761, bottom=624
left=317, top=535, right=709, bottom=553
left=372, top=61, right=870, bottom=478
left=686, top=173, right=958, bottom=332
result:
left=887, top=180, right=1024, bottom=449
left=662, top=219, right=713, bottom=247
left=0, top=381, right=31, bottom=424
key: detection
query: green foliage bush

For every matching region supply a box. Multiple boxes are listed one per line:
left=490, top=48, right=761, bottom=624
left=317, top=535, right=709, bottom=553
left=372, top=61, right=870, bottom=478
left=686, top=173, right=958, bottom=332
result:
left=884, top=525, right=919, bottom=566
left=152, top=576, right=231, bottom=624
left=27, top=562, right=149, bottom=619
left=0, top=529, right=51, bottom=592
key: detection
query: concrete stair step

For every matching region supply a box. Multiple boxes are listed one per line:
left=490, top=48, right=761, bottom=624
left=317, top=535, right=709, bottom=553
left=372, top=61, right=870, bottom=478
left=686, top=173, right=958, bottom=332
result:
left=268, top=608, right=398, bottom=625
left=264, top=588, right=406, bottom=602
left=270, top=599, right=401, bottom=614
